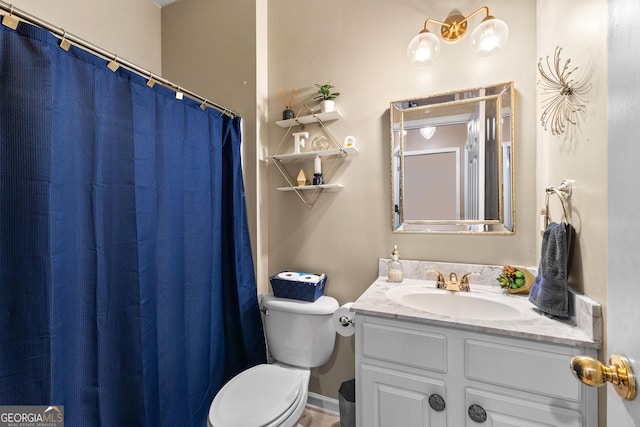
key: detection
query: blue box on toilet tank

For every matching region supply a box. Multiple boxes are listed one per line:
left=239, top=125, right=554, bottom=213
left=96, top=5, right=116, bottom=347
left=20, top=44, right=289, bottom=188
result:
left=269, top=272, right=327, bottom=302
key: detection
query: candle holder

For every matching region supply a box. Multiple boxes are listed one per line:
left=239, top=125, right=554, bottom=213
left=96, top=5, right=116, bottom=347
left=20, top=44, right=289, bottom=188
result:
left=313, top=155, right=323, bottom=185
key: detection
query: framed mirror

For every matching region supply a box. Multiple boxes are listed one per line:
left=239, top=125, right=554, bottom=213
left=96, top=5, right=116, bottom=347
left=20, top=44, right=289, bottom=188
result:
left=390, top=82, right=515, bottom=233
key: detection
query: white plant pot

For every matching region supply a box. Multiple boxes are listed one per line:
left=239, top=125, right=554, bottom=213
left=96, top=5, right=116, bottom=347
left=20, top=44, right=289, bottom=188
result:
left=320, top=100, right=335, bottom=113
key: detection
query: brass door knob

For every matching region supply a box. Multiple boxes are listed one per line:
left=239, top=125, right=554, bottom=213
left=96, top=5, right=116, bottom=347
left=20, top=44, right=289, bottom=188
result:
left=570, top=354, right=636, bottom=400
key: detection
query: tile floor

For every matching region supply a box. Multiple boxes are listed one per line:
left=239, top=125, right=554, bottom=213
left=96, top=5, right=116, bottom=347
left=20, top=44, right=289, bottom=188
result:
left=295, top=405, right=341, bottom=427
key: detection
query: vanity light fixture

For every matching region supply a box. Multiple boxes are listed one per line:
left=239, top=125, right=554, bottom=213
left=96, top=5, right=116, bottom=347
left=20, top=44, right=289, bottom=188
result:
left=407, top=5, right=509, bottom=67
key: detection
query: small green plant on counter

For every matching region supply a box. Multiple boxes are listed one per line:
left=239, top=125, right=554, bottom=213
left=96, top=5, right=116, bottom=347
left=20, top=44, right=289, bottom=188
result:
left=314, top=83, right=340, bottom=101
left=497, top=265, right=526, bottom=289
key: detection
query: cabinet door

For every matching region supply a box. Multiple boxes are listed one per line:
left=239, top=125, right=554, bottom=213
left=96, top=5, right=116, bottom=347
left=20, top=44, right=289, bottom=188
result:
left=465, top=388, right=583, bottom=427
left=361, top=364, right=446, bottom=427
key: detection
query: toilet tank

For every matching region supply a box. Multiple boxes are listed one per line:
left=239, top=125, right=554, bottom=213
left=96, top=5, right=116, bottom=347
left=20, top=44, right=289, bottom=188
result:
left=261, top=294, right=339, bottom=368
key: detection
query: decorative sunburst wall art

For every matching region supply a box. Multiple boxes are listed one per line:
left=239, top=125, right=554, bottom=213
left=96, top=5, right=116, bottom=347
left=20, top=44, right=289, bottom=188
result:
left=537, top=46, right=591, bottom=136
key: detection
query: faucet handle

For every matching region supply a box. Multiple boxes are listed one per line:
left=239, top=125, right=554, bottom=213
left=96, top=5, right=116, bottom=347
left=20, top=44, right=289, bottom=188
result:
left=427, top=269, right=446, bottom=289
left=459, top=272, right=476, bottom=292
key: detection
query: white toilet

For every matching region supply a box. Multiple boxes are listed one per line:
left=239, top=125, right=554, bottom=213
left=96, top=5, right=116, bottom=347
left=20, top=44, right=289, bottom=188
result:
left=208, top=293, right=339, bottom=427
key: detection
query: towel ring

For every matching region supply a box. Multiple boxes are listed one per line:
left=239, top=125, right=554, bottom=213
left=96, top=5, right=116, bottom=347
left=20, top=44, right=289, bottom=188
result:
left=544, top=180, right=571, bottom=229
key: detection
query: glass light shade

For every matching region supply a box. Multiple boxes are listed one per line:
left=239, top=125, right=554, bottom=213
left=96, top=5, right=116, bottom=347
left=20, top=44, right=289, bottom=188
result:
left=469, top=17, right=509, bottom=57
left=407, top=31, right=441, bottom=66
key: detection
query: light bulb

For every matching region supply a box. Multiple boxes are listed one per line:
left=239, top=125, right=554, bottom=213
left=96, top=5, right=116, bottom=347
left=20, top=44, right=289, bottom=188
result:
left=407, top=31, right=440, bottom=66
left=470, top=17, right=509, bottom=56
left=419, top=126, right=436, bottom=140
left=415, top=46, right=432, bottom=63
left=480, top=33, right=499, bottom=52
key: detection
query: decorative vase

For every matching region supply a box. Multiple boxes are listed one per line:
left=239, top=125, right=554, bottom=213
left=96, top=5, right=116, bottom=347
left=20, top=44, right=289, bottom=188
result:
left=506, top=268, right=535, bottom=294
left=320, top=100, right=335, bottom=113
left=296, top=169, right=307, bottom=187
left=282, top=108, right=295, bottom=120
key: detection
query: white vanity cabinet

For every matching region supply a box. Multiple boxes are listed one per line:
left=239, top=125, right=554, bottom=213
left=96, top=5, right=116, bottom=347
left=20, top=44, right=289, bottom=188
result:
left=355, top=315, right=598, bottom=427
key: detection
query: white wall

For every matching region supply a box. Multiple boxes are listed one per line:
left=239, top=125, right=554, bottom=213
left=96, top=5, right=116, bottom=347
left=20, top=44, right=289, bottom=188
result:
left=9, top=0, right=162, bottom=73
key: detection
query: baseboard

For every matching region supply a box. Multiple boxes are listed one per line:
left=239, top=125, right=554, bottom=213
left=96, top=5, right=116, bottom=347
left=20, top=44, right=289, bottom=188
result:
left=306, top=392, right=339, bottom=415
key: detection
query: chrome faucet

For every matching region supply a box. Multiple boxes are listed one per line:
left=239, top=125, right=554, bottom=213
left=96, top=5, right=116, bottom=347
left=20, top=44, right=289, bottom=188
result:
left=427, top=269, right=473, bottom=292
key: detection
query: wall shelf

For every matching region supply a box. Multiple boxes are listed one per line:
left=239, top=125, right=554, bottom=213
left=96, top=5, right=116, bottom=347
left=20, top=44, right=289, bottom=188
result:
left=271, top=105, right=355, bottom=209
left=276, top=184, right=343, bottom=192
left=270, top=146, right=359, bottom=162
left=275, top=110, right=343, bottom=128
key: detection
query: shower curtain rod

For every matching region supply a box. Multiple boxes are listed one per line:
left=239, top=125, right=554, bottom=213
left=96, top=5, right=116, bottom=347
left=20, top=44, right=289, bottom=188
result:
left=0, top=1, right=238, bottom=118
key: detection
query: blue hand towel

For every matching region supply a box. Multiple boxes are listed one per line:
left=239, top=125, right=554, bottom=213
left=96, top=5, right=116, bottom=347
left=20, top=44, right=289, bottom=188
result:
left=529, top=222, right=570, bottom=318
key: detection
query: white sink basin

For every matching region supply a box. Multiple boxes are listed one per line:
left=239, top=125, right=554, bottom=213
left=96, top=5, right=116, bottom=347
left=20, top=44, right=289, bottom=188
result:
left=386, top=284, right=537, bottom=321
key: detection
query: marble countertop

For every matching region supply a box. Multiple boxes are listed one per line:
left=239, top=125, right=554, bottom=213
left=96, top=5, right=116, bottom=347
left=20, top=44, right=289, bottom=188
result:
left=350, top=259, right=602, bottom=349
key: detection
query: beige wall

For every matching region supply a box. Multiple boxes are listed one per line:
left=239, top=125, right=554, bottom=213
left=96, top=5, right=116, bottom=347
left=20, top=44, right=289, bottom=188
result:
left=267, top=0, right=537, bottom=398
left=161, top=0, right=269, bottom=294
left=266, top=0, right=608, bottom=402
left=9, top=0, right=609, bottom=410
left=536, top=0, right=608, bottom=306
left=536, top=0, right=608, bottom=423
left=9, top=0, right=162, bottom=73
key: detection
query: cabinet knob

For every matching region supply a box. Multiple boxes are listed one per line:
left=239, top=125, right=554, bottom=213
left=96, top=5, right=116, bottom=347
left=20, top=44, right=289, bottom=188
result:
left=428, top=394, right=445, bottom=411
left=570, top=354, right=636, bottom=400
left=468, top=404, right=487, bottom=423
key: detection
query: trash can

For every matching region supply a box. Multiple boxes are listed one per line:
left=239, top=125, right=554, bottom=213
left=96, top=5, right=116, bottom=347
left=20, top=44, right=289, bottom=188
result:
left=338, top=379, right=356, bottom=427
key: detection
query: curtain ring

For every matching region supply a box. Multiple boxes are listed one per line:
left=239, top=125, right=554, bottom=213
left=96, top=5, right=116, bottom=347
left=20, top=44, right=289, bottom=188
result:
left=59, top=30, right=71, bottom=51
left=146, top=73, right=156, bottom=88
left=107, top=55, right=120, bottom=72
left=2, top=4, right=19, bottom=29
left=175, top=86, right=184, bottom=100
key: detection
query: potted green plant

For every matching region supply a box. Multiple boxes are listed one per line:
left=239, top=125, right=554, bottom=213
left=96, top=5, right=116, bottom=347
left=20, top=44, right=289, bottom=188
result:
left=497, top=265, right=535, bottom=294
left=314, top=83, right=340, bottom=113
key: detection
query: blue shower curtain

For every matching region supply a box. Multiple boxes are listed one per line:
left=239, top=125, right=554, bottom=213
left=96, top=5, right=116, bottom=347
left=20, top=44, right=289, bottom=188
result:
left=0, top=22, right=266, bottom=426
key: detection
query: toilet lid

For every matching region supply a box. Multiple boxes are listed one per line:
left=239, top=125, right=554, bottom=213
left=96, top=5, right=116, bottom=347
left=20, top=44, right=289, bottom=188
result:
left=209, top=364, right=304, bottom=427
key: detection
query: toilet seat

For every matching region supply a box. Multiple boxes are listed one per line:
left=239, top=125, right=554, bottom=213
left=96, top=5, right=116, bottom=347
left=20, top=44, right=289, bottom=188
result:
left=208, top=364, right=305, bottom=427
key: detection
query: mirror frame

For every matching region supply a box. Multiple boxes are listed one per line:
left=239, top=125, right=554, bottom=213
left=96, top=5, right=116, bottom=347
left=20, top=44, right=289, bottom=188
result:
left=390, top=82, right=515, bottom=234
